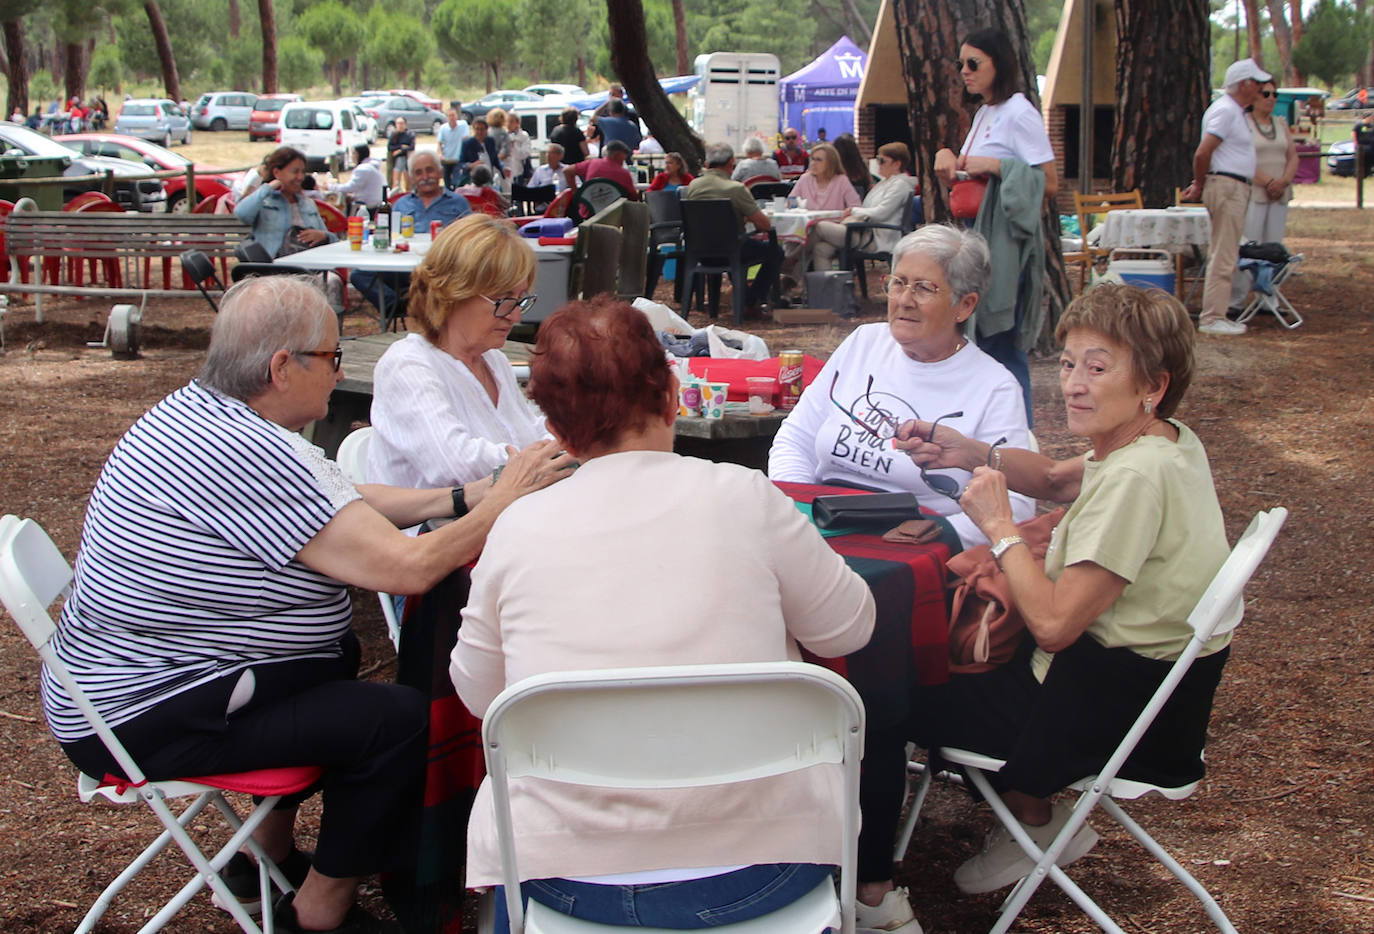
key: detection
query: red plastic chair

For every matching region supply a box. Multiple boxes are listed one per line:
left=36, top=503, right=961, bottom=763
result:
left=463, top=189, right=509, bottom=218
left=63, top=190, right=116, bottom=212
left=72, top=199, right=125, bottom=288
left=0, top=199, right=23, bottom=285
left=388, top=189, right=405, bottom=205
left=742, top=174, right=785, bottom=189
left=191, top=191, right=224, bottom=213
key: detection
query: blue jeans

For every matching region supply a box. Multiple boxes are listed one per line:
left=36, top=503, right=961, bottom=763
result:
left=493, top=863, right=834, bottom=931
left=978, top=327, right=1032, bottom=427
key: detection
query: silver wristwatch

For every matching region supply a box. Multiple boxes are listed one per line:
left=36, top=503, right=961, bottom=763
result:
left=990, top=535, right=1025, bottom=561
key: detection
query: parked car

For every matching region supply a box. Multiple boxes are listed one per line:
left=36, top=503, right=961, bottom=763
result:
left=277, top=100, right=371, bottom=171
left=356, top=95, right=445, bottom=137
left=190, top=91, right=259, bottom=131
left=0, top=121, right=165, bottom=211
left=248, top=93, right=303, bottom=142
left=113, top=98, right=192, bottom=147
left=1326, top=139, right=1374, bottom=177
left=462, top=89, right=542, bottom=123
left=56, top=133, right=234, bottom=213
left=1329, top=88, right=1374, bottom=111
left=349, top=103, right=379, bottom=143
left=386, top=88, right=443, bottom=111
left=523, top=84, right=586, bottom=100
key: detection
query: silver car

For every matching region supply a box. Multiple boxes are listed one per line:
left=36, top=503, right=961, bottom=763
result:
left=114, top=98, right=192, bottom=147
left=360, top=95, right=446, bottom=137
left=190, top=91, right=258, bottom=131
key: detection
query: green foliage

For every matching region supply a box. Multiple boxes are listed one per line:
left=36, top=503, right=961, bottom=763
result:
left=698, top=0, right=816, bottom=73
left=364, top=8, right=433, bottom=86
left=1291, top=0, right=1374, bottom=88
left=118, top=0, right=219, bottom=83
left=433, top=0, right=518, bottom=87
left=297, top=1, right=365, bottom=63
left=592, top=0, right=677, bottom=79
left=278, top=35, right=325, bottom=91
left=88, top=43, right=123, bottom=92
left=28, top=70, right=57, bottom=106
left=520, top=0, right=598, bottom=82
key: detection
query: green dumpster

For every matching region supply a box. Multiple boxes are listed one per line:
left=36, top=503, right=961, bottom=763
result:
left=0, top=154, right=72, bottom=210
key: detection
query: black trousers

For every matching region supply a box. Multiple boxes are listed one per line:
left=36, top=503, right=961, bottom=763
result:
left=61, top=634, right=428, bottom=879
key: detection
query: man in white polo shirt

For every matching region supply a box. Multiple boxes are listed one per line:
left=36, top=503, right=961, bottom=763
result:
left=1182, top=58, right=1269, bottom=335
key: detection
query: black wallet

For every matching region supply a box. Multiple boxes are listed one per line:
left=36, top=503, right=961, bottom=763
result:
left=811, top=492, right=921, bottom=529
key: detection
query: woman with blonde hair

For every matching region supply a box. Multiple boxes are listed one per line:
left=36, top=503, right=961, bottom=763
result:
left=367, top=213, right=574, bottom=501
left=791, top=142, right=861, bottom=212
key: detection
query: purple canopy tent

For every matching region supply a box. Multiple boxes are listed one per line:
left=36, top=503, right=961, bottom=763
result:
left=779, top=36, right=867, bottom=141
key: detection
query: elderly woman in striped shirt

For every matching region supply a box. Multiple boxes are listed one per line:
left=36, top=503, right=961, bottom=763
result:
left=41, top=275, right=560, bottom=933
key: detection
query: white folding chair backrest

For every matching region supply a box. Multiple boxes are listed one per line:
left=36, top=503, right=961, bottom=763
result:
left=0, top=515, right=74, bottom=651
left=483, top=662, right=865, bottom=934
left=1186, top=507, right=1288, bottom=644
left=335, top=425, right=373, bottom=485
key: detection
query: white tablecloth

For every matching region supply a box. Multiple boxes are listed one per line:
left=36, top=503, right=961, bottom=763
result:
left=762, top=208, right=845, bottom=242
left=277, top=234, right=572, bottom=272
left=1097, top=208, right=1210, bottom=252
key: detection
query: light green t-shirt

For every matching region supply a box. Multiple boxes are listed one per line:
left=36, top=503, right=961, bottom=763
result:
left=1031, top=420, right=1232, bottom=682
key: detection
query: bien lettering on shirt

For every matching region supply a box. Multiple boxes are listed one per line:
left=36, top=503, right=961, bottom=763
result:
left=827, top=383, right=918, bottom=476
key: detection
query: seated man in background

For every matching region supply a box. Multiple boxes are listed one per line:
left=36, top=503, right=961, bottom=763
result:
left=528, top=142, right=568, bottom=193
left=563, top=139, right=639, bottom=198
left=329, top=143, right=385, bottom=211
left=351, top=151, right=471, bottom=320
left=732, top=136, right=782, bottom=182
left=683, top=141, right=784, bottom=318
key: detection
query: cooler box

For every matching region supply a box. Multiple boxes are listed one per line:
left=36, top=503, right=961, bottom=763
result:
left=521, top=216, right=574, bottom=239
left=1106, top=249, right=1175, bottom=293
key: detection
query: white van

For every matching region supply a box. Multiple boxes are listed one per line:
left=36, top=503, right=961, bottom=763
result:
left=690, top=52, right=781, bottom=153
left=277, top=100, right=371, bottom=172
left=509, top=100, right=593, bottom=151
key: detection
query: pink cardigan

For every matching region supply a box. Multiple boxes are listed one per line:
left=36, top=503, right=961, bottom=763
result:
left=791, top=172, right=861, bottom=212
left=451, top=450, right=875, bottom=886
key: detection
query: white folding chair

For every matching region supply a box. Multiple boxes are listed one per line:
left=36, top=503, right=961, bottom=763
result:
left=334, top=426, right=402, bottom=650
left=0, top=515, right=323, bottom=934
left=482, top=662, right=865, bottom=934
left=1235, top=253, right=1303, bottom=329
left=899, top=507, right=1286, bottom=934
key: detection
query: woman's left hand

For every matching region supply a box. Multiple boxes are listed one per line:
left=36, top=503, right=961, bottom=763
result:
left=959, top=466, right=1015, bottom=535
left=297, top=228, right=329, bottom=246
left=1265, top=178, right=1286, bottom=199
left=961, top=155, right=1002, bottom=178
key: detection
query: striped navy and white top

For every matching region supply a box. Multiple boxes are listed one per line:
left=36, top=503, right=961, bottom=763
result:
left=42, top=380, right=362, bottom=743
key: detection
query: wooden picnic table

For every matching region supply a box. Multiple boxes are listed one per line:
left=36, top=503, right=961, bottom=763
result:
left=307, top=332, right=787, bottom=468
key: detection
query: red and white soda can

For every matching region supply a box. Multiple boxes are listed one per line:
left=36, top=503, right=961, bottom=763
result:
left=778, top=350, right=804, bottom=410
left=430, top=220, right=442, bottom=238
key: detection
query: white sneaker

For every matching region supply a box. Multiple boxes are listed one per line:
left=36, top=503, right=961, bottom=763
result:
left=1198, top=318, right=1246, bottom=335
left=953, top=800, right=1100, bottom=895
left=855, top=885, right=923, bottom=933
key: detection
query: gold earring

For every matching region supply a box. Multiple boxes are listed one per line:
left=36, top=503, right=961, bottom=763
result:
left=1143, top=397, right=1154, bottom=414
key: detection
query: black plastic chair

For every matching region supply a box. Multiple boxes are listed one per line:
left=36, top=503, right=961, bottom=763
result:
left=511, top=183, right=557, bottom=216
left=679, top=198, right=765, bottom=326
left=643, top=189, right=685, bottom=298
left=568, top=178, right=632, bottom=225
left=841, top=194, right=917, bottom=299
left=179, top=249, right=225, bottom=313
left=233, top=239, right=272, bottom=264
left=748, top=181, right=794, bottom=202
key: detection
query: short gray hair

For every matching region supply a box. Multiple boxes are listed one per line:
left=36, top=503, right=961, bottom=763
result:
left=200, top=276, right=334, bottom=401
left=410, top=149, right=440, bottom=172
left=742, top=137, right=766, bottom=157
left=704, top=142, right=734, bottom=167
left=891, top=225, right=990, bottom=302
left=546, top=142, right=564, bottom=157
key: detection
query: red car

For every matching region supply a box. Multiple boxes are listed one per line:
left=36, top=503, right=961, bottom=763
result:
left=249, top=93, right=303, bottom=142
left=56, top=133, right=235, bottom=213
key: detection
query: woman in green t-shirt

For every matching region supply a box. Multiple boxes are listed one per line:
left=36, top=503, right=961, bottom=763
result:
left=880, top=284, right=1232, bottom=902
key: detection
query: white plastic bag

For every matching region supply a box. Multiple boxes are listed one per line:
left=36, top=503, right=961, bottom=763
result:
left=705, top=325, right=770, bottom=360
left=632, top=297, right=694, bottom=336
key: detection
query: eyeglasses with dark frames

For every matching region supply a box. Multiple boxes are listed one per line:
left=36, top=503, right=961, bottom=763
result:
left=483, top=294, right=539, bottom=319
left=828, top=372, right=984, bottom=501
left=1258, top=90, right=1275, bottom=98
left=294, top=347, right=343, bottom=371
left=957, top=57, right=982, bottom=72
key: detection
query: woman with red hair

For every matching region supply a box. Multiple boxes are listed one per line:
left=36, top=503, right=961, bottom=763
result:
left=450, top=297, right=876, bottom=932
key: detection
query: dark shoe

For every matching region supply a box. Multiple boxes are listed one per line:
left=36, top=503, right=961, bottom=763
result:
left=216, top=848, right=312, bottom=915
left=274, top=891, right=402, bottom=933
left=743, top=303, right=771, bottom=320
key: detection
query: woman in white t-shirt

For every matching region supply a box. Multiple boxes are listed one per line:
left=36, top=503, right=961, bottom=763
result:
left=934, top=27, right=1058, bottom=426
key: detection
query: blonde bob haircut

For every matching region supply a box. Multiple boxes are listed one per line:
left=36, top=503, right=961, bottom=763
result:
left=408, top=213, right=536, bottom=342
left=1054, top=283, right=1195, bottom=419
left=807, top=142, right=841, bottom=180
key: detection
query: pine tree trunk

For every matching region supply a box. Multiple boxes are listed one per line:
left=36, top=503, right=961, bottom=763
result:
left=3, top=21, right=27, bottom=119
left=1111, top=0, right=1210, bottom=209
left=258, top=0, right=277, bottom=94
left=605, top=0, right=704, bottom=172
left=672, top=0, right=688, bottom=75
left=889, top=0, right=1069, bottom=337
left=1266, top=0, right=1295, bottom=85
left=144, top=1, right=182, bottom=104
left=63, top=41, right=86, bottom=103
left=1242, top=0, right=1264, bottom=65
left=228, top=0, right=241, bottom=39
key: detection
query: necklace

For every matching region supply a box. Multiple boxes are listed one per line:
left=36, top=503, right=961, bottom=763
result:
left=1253, top=115, right=1277, bottom=140
left=915, top=339, right=966, bottom=364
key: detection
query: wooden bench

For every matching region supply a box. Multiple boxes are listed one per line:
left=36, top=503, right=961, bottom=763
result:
left=2, top=212, right=250, bottom=318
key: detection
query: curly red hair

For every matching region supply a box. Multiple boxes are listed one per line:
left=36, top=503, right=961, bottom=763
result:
left=528, top=297, right=673, bottom=453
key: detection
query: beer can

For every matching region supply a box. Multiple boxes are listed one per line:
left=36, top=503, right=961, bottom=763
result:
left=778, top=350, right=804, bottom=410
left=430, top=220, right=442, bottom=238
left=400, top=214, right=415, bottom=238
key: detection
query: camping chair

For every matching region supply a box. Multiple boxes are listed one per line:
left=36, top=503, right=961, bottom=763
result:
left=334, top=427, right=402, bottom=651
left=679, top=198, right=778, bottom=325
left=643, top=188, right=685, bottom=298
left=0, top=515, right=324, bottom=934
left=840, top=194, right=916, bottom=299
left=1235, top=252, right=1304, bottom=329
left=899, top=507, right=1287, bottom=934
left=180, top=249, right=225, bottom=313
left=511, top=183, right=557, bottom=216
left=482, top=661, right=864, bottom=934
left=1063, top=190, right=1143, bottom=290
left=234, top=240, right=273, bottom=264
left=568, top=178, right=632, bottom=225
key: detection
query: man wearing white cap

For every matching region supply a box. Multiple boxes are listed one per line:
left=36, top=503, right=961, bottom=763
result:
left=1182, top=57, right=1269, bottom=335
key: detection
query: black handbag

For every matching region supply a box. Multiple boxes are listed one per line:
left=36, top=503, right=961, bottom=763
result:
left=811, top=492, right=921, bottom=530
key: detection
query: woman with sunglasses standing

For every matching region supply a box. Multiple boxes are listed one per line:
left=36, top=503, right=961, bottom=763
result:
left=1229, top=78, right=1298, bottom=311
left=933, top=28, right=1058, bottom=426
left=368, top=213, right=576, bottom=509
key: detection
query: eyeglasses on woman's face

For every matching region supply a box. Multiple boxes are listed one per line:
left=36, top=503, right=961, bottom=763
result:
left=957, top=57, right=982, bottom=72
left=882, top=275, right=944, bottom=304
left=1258, top=89, right=1275, bottom=99
left=294, top=347, right=343, bottom=371
left=483, top=294, right=539, bottom=318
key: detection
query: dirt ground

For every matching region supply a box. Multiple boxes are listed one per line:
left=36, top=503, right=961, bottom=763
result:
left=1, top=208, right=1372, bottom=933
